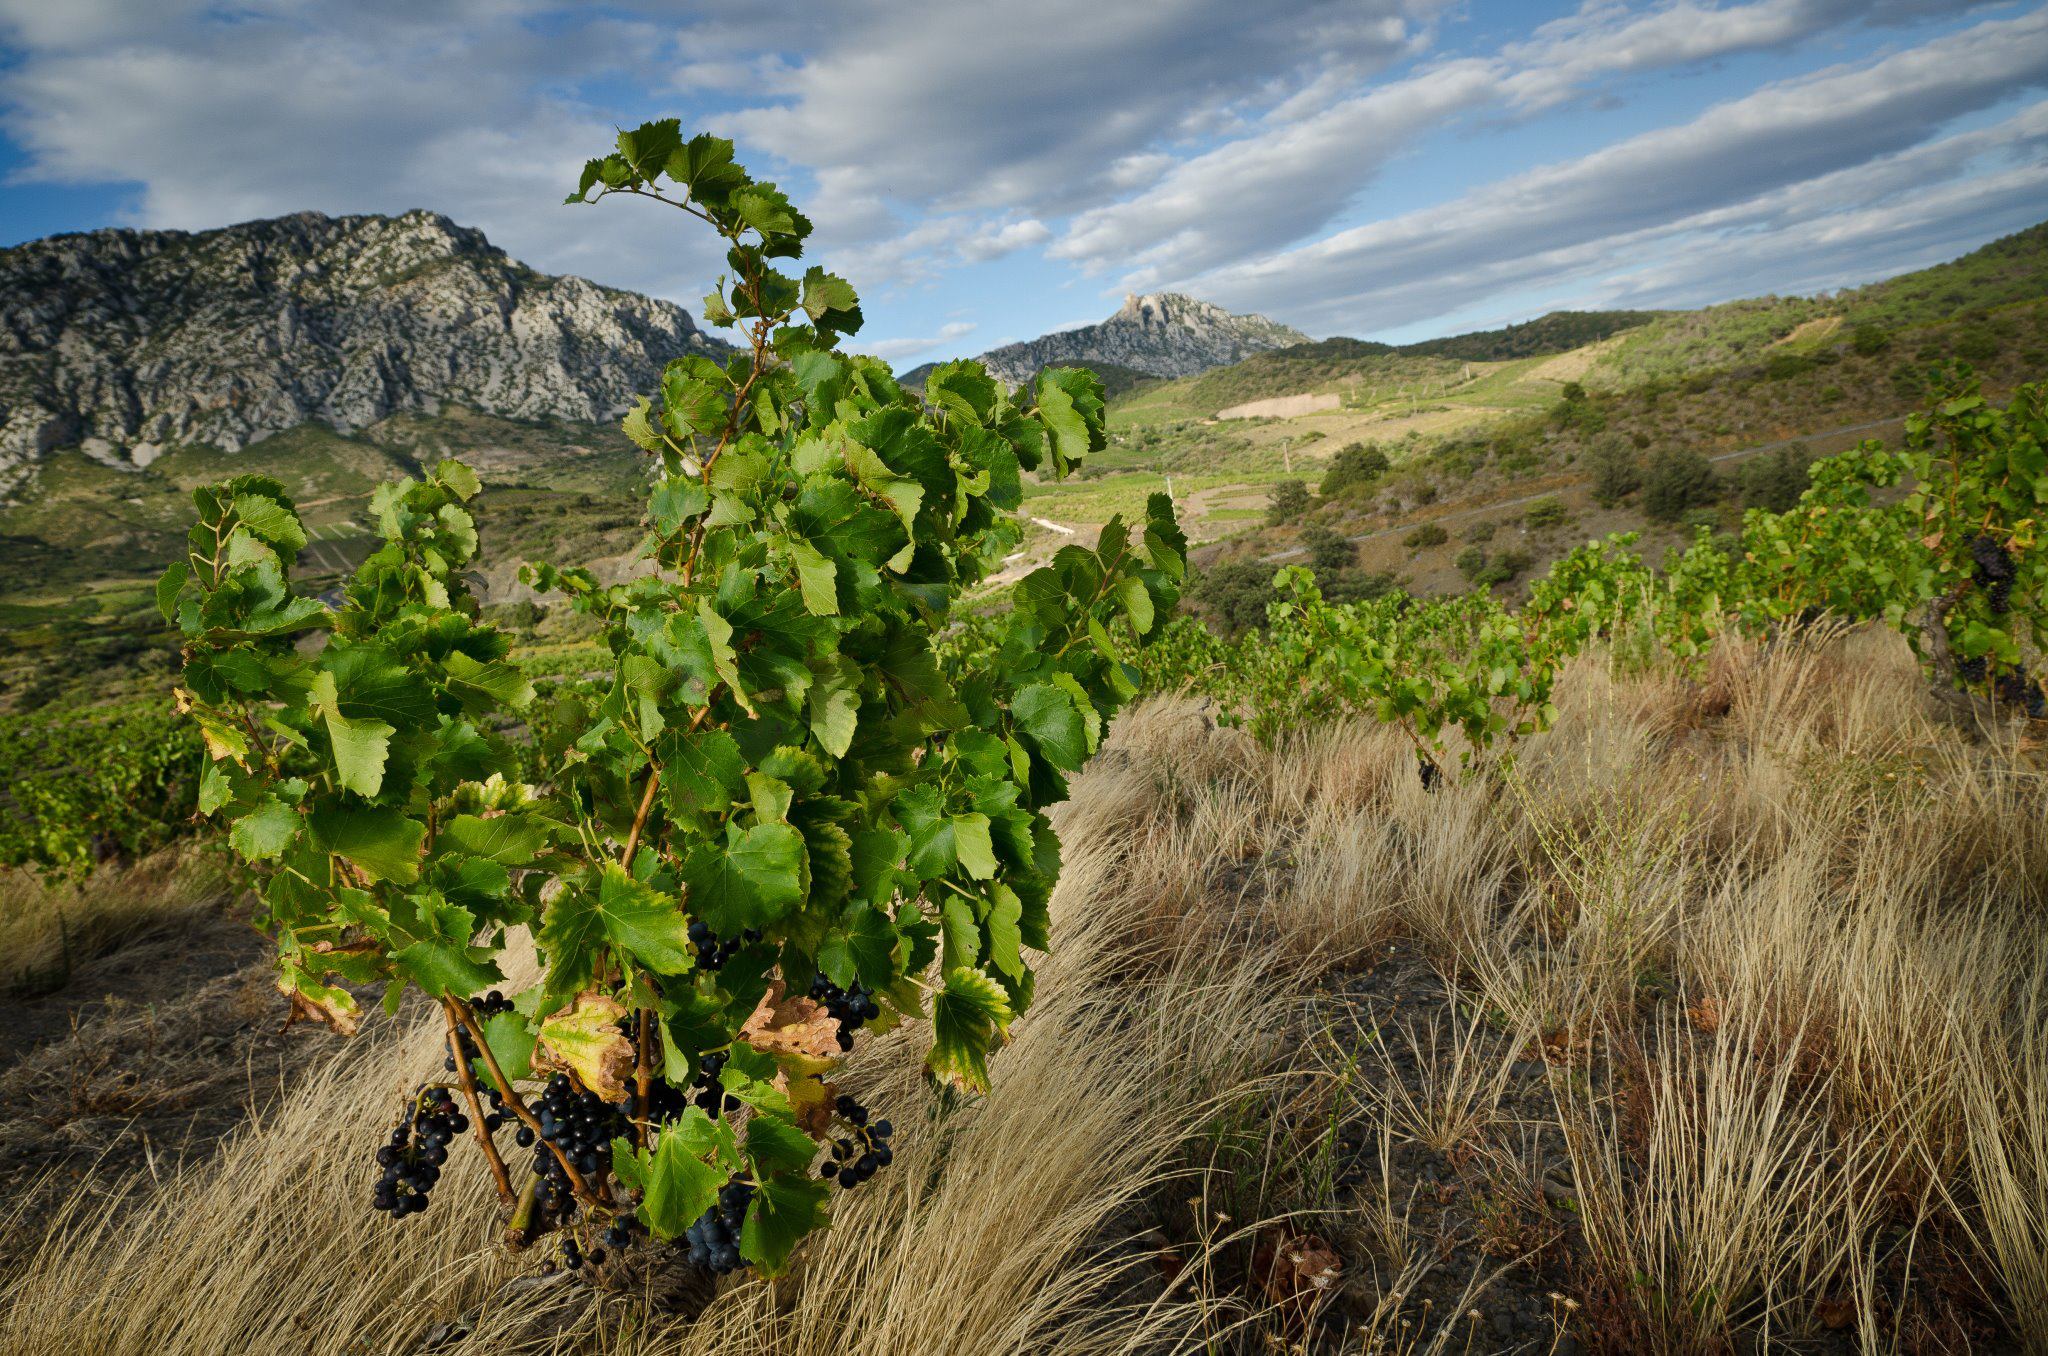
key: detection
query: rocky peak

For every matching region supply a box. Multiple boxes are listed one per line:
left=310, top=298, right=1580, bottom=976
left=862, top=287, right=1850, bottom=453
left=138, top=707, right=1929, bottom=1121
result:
left=974, top=292, right=1307, bottom=386
left=0, top=210, right=729, bottom=497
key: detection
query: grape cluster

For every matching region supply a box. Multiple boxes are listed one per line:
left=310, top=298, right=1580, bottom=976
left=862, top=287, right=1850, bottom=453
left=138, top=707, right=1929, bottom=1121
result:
left=1970, top=534, right=2018, bottom=615
left=808, top=974, right=881, bottom=1052
left=530, top=1074, right=629, bottom=1218
left=682, top=1179, right=755, bottom=1273
left=558, top=1233, right=607, bottom=1271
left=1416, top=754, right=1442, bottom=793
left=689, top=922, right=762, bottom=971
left=1995, top=668, right=2047, bottom=718
left=371, top=1086, right=468, bottom=1219
left=1959, top=654, right=1990, bottom=686
left=446, top=991, right=519, bottom=1137
left=691, top=1050, right=741, bottom=1118
left=819, top=1093, right=893, bottom=1191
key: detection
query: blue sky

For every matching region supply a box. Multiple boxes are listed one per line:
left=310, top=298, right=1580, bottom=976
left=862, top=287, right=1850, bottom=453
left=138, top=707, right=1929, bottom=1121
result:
left=0, top=1, right=2042, bottom=369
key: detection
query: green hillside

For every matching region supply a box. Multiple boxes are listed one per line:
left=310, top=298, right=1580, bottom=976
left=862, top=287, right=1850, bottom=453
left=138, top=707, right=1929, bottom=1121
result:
left=1402, top=309, right=1661, bottom=361
left=4, top=219, right=2045, bottom=714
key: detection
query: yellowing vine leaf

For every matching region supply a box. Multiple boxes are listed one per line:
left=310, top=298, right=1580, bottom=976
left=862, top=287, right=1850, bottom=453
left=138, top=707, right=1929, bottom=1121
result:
left=534, top=991, right=636, bottom=1101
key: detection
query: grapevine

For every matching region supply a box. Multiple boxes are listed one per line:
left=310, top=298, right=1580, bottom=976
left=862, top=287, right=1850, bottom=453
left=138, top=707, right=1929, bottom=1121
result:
left=161, top=121, right=1185, bottom=1276
left=1139, top=369, right=2044, bottom=759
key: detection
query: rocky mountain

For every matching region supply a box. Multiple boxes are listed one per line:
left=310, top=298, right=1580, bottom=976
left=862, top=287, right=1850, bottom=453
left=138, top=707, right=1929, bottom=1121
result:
left=908, top=292, right=1307, bottom=389
left=0, top=210, right=728, bottom=497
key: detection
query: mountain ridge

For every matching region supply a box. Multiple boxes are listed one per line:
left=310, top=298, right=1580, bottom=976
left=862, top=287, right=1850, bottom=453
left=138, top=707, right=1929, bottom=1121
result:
left=905, top=291, right=1309, bottom=390
left=0, top=208, right=728, bottom=497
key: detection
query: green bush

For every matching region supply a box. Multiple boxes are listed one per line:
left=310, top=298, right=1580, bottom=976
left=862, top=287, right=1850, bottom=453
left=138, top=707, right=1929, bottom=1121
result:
left=1190, top=562, right=1281, bottom=636
left=1321, top=570, right=1400, bottom=606
left=1320, top=443, right=1390, bottom=498
left=1455, top=547, right=1531, bottom=589
left=1955, top=327, right=2000, bottom=363
left=1403, top=523, right=1449, bottom=550
left=1739, top=446, right=1812, bottom=513
left=1643, top=446, right=1720, bottom=522
left=1764, top=352, right=1814, bottom=381
left=1522, top=496, right=1571, bottom=530
left=1267, top=479, right=1310, bottom=524
left=1586, top=434, right=1641, bottom=507
left=1301, top=524, right=1356, bottom=574
left=1850, top=323, right=1891, bottom=356
left=1465, top=520, right=1496, bottom=543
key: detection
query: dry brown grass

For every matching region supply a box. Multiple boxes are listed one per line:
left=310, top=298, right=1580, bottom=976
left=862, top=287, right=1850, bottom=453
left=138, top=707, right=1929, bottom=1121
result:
left=0, top=846, right=225, bottom=991
left=2, top=625, right=2043, bottom=1353
left=0, top=707, right=1300, bottom=1356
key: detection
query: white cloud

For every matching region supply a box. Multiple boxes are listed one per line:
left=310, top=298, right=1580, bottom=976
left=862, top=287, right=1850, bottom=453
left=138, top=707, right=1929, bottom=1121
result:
left=1048, top=0, right=2022, bottom=287
left=1185, top=18, right=2048, bottom=334
left=0, top=0, right=2036, bottom=352
left=717, top=0, right=1436, bottom=217
left=864, top=320, right=978, bottom=362
left=0, top=1, right=726, bottom=303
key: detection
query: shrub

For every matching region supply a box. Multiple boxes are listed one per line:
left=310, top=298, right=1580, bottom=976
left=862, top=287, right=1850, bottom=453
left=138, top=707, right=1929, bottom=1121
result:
left=1404, top=523, right=1449, bottom=550
left=1764, top=352, right=1813, bottom=381
left=1850, top=323, right=1891, bottom=355
left=1301, top=524, right=1356, bottom=574
left=1955, top=327, right=2000, bottom=363
left=1320, top=443, right=1390, bottom=497
left=1267, top=479, right=1310, bottom=524
left=1552, top=397, right=1606, bottom=434
left=1465, top=520, right=1496, bottom=543
left=1455, top=547, right=1531, bottom=589
left=1190, top=562, right=1280, bottom=636
left=1523, top=496, right=1571, bottom=530
left=1586, top=434, right=1641, bottom=507
left=1739, top=446, right=1812, bottom=513
left=1321, top=569, right=1400, bottom=606
left=1643, top=446, right=1720, bottom=522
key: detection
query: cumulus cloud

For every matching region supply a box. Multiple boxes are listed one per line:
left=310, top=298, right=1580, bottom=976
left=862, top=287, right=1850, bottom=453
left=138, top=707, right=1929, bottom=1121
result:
left=0, top=1, right=726, bottom=301
left=0, top=0, right=2038, bottom=347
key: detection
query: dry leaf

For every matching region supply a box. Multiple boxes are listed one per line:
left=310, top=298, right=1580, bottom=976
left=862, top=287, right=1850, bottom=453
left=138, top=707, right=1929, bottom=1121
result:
left=278, top=975, right=361, bottom=1036
left=1249, top=1228, right=1344, bottom=1324
left=740, top=981, right=844, bottom=1063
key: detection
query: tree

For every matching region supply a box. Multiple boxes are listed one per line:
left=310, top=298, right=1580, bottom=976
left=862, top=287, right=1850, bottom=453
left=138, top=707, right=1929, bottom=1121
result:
left=1586, top=434, right=1641, bottom=507
left=1643, top=446, right=1720, bottom=522
left=1268, top=479, right=1310, bottom=524
left=1320, top=443, right=1389, bottom=498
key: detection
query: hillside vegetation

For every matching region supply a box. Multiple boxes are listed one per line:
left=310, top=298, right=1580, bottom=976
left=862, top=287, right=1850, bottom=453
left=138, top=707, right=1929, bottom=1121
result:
left=4, top=633, right=2044, bottom=1353
left=0, top=122, right=2043, bottom=1356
